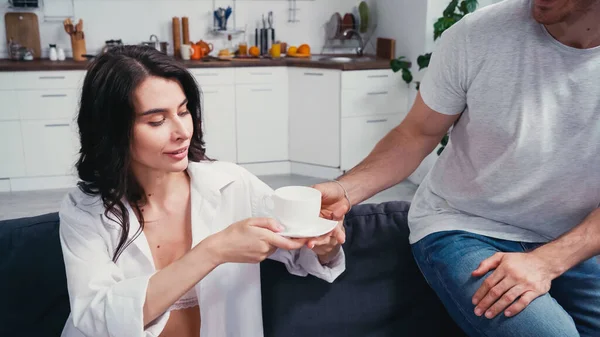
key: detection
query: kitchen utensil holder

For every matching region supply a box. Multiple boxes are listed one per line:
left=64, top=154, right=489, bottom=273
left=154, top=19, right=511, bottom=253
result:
left=71, top=35, right=86, bottom=61
left=210, top=0, right=245, bottom=35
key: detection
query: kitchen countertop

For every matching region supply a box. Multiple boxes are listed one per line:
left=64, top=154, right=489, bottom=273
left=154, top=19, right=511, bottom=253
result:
left=0, top=55, right=394, bottom=72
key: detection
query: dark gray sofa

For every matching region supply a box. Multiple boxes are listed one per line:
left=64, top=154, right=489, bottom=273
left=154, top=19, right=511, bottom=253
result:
left=0, top=201, right=465, bottom=337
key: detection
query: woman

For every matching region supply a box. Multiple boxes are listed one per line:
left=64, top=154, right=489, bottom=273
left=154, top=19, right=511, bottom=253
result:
left=59, top=45, right=346, bottom=337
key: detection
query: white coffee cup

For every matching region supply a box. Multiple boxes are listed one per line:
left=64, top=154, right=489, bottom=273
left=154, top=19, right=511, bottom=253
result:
left=181, top=44, right=194, bottom=60
left=264, top=186, right=322, bottom=232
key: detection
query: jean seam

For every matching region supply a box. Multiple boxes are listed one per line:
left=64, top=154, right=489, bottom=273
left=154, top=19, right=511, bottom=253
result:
left=418, top=237, right=492, bottom=337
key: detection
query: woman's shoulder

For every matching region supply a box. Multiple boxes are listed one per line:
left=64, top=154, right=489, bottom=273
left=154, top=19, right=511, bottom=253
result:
left=59, top=187, right=106, bottom=224
left=187, top=160, right=255, bottom=187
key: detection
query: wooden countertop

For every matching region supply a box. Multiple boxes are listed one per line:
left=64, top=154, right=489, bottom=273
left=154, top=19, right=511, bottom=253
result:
left=0, top=55, right=393, bottom=72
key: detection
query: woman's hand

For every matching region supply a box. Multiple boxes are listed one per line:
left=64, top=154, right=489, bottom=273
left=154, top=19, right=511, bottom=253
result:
left=206, top=217, right=307, bottom=265
left=307, top=220, right=346, bottom=265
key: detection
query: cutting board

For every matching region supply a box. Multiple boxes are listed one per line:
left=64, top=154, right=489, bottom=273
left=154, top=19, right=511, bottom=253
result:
left=5, top=12, right=41, bottom=58
left=376, top=38, right=396, bottom=60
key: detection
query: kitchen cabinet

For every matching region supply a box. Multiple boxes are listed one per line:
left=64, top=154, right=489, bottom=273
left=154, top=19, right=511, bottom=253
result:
left=201, top=85, right=237, bottom=162
left=341, top=114, right=402, bottom=171
left=20, top=119, right=79, bottom=177
left=288, top=68, right=341, bottom=168
left=289, top=68, right=409, bottom=171
left=235, top=67, right=288, bottom=164
left=0, top=121, right=26, bottom=178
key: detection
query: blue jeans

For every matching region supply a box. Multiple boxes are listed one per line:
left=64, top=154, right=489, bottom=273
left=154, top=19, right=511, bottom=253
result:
left=412, top=230, right=600, bottom=337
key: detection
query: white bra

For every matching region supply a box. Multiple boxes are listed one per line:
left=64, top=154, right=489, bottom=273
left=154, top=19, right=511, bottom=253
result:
left=168, top=287, right=199, bottom=311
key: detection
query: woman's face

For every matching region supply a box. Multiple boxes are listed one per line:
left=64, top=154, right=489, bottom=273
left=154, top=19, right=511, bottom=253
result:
left=130, top=76, right=193, bottom=174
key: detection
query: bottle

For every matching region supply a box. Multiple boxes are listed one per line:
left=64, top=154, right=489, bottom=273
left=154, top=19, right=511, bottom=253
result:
left=57, top=47, right=66, bottom=61
left=49, top=44, right=58, bottom=61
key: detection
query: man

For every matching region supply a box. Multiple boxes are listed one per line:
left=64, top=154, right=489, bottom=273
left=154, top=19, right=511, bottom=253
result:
left=313, top=0, right=600, bottom=336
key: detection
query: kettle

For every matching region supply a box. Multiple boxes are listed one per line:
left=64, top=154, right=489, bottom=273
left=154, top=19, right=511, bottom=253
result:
left=101, top=39, right=123, bottom=54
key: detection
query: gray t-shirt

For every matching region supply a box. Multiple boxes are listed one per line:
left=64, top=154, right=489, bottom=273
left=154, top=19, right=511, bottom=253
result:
left=408, top=0, right=600, bottom=244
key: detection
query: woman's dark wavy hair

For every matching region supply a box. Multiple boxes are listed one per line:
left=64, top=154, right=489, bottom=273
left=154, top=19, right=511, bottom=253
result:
left=76, top=45, right=207, bottom=262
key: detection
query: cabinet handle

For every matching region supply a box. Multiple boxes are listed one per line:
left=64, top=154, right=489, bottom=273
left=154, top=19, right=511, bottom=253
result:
left=45, top=123, right=70, bottom=128
left=367, top=91, right=388, bottom=96
left=366, top=119, right=388, bottom=124
left=251, top=88, right=273, bottom=92
left=196, top=73, right=219, bottom=76
left=39, top=76, right=66, bottom=80
left=367, top=75, right=389, bottom=78
left=304, top=72, right=324, bottom=76
left=250, top=72, right=272, bottom=76
left=41, top=94, right=68, bottom=98
left=203, top=90, right=219, bottom=94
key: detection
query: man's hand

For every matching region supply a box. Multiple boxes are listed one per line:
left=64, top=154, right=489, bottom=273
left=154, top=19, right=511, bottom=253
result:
left=312, top=181, right=351, bottom=221
left=471, top=251, right=561, bottom=319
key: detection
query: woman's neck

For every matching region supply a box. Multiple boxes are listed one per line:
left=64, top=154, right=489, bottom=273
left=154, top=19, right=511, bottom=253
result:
left=131, top=165, right=190, bottom=210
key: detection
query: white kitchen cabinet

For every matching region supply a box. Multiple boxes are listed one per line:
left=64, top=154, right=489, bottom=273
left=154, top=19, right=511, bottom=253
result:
left=341, top=114, right=403, bottom=171
left=288, top=68, right=341, bottom=168
left=0, top=91, right=19, bottom=121
left=0, top=121, right=26, bottom=178
left=18, top=89, right=79, bottom=120
left=20, top=120, right=79, bottom=177
left=341, top=86, right=407, bottom=117
left=13, top=71, right=85, bottom=90
left=201, top=85, right=237, bottom=162
left=235, top=83, right=288, bottom=163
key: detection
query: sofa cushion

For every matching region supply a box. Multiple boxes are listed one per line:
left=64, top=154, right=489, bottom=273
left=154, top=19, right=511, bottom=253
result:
left=260, top=201, right=465, bottom=337
left=0, top=212, right=70, bottom=337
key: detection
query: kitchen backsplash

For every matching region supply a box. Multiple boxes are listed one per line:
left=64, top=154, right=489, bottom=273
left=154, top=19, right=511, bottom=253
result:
left=1, top=0, right=369, bottom=58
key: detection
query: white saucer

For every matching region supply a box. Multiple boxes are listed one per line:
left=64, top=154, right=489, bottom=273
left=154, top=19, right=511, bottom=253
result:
left=277, top=217, right=339, bottom=238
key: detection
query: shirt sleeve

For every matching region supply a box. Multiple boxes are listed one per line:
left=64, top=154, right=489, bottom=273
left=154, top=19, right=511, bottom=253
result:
left=241, top=168, right=346, bottom=283
left=419, top=17, right=470, bottom=116
left=59, top=197, right=169, bottom=337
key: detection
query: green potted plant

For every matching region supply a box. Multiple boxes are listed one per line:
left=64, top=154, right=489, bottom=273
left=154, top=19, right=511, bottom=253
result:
left=391, top=0, right=478, bottom=156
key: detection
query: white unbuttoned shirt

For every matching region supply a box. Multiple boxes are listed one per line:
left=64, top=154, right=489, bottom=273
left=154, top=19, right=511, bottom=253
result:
left=59, top=161, right=346, bottom=337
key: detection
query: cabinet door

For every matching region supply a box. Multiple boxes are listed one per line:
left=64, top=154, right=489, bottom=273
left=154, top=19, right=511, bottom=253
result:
left=201, top=85, right=236, bottom=162
left=20, top=120, right=79, bottom=176
left=0, top=121, right=26, bottom=178
left=235, top=84, right=288, bottom=163
left=288, top=68, right=341, bottom=167
left=341, top=114, right=403, bottom=171
left=0, top=91, right=19, bottom=121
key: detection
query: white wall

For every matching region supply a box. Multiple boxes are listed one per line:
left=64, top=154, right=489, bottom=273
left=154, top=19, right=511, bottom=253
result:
left=0, top=0, right=361, bottom=58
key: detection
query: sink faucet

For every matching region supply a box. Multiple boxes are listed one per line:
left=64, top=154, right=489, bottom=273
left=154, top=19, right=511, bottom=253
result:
left=343, top=29, right=365, bottom=56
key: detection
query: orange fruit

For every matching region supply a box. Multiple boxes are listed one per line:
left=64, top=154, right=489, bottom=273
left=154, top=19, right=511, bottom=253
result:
left=249, top=46, right=260, bottom=57
left=287, top=46, right=298, bottom=55
left=297, top=44, right=310, bottom=55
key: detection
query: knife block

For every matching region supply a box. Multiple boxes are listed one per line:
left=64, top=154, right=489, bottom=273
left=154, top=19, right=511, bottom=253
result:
left=71, top=35, right=87, bottom=61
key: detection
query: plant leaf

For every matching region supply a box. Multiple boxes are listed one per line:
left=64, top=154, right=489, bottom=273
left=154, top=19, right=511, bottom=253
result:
left=434, top=17, right=457, bottom=40
left=390, top=58, right=411, bottom=72
left=465, top=0, right=478, bottom=13
left=401, top=69, right=413, bottom=84
left=443, top=0, right=459, bottom=17
left=437, top=146, right=445, bottom=156
left=441, top=134, right=449, bottom=146
left=415, top=81, right=421, bottom=90
left=417, top=53, right=431, bottom=70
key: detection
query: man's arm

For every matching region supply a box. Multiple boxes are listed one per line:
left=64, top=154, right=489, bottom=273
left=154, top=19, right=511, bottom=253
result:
left=338, top=92, right=460, bottom=205
left=532, top=208, right=600, bottom=276
left=471, top=208, right=600, bottom=319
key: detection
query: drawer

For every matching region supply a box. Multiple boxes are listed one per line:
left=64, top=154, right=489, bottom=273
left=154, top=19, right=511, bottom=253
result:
left=0, top=91, right=20, bottom=120
left=190, top=68, right=235, bottom=86
left=18, top=89, right=79, bottom=120
left=201, top=85, right=237, bottom=163
left=341, top=114, right=403, bottom=170
left=341, top=85, right=408, bottom=117
left=21, top=119, right=79, bottom=176
left=342, top=69, right=399, bottom=90
left=235, top=67, right=287, bottom=84
left=236, top=84, right=287, bottom=113
left=13, top=71, right=85, bottom=90
left=0, top=73, right=15, bottom=90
